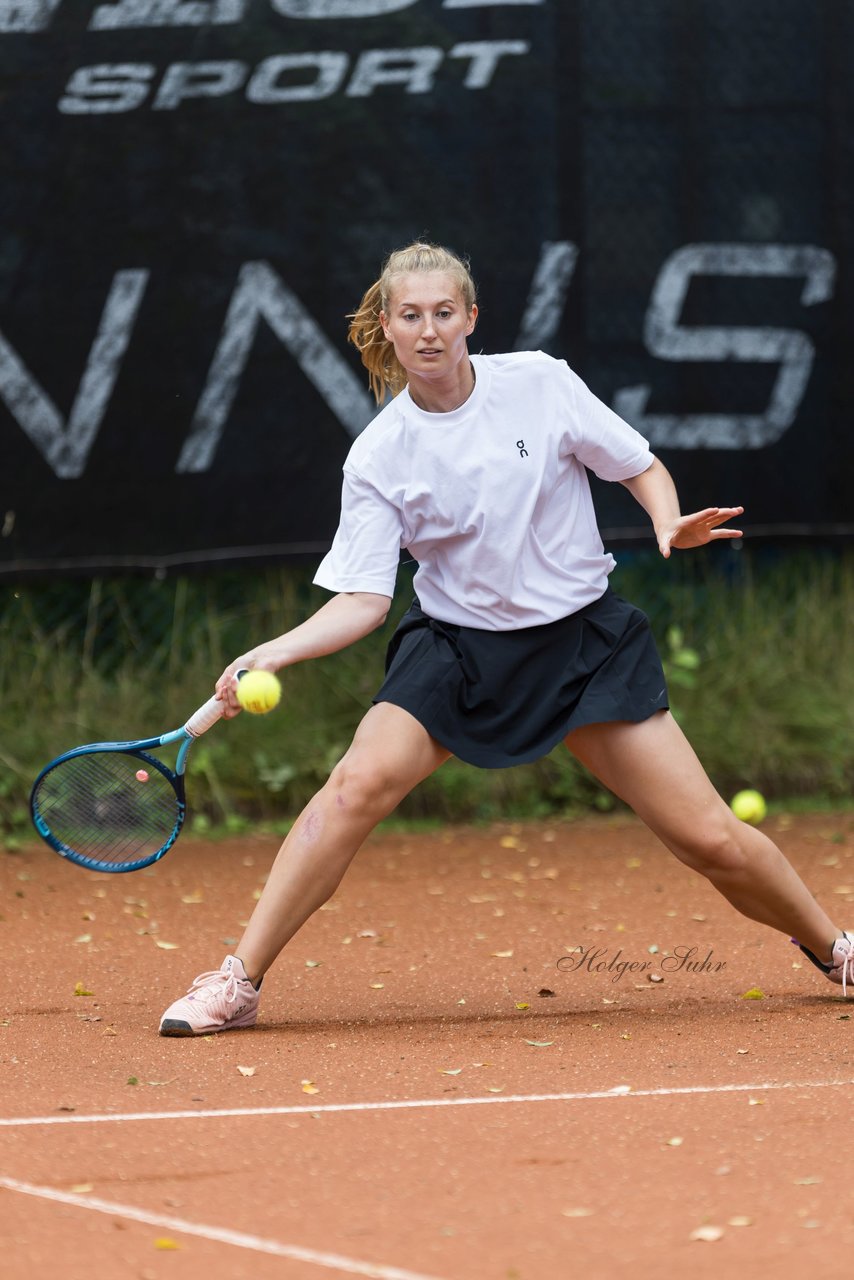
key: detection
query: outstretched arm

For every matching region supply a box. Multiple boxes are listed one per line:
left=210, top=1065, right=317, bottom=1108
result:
left=620, top=457, right=744, bottom=559
left=215, top=591, right=392, bottom=715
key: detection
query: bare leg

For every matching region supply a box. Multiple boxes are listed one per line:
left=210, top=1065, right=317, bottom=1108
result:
left=236, top=703, right=450, bottom=983
left=565, top=711, right=840, bottom=965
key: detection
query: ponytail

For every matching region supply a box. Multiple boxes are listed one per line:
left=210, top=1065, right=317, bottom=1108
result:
left=347, top=279, right=407, bottom=405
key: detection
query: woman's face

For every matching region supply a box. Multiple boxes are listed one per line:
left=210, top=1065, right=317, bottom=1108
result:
left=380, top=271, right=477, bottom=383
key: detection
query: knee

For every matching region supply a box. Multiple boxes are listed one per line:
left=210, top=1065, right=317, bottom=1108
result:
left=676, top=814, right=749, bottom=878
left=326, top=752, right=400, bottom=819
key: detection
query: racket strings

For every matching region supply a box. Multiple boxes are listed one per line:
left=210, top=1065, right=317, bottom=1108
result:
left=32, top=752, right=180, bottom=866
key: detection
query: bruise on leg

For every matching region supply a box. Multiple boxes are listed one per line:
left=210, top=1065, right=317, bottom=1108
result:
left=295, top=806, right=323, bottom=845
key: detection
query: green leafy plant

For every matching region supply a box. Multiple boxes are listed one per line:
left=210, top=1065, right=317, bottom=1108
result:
left=2, top=548, right=852, bottom=844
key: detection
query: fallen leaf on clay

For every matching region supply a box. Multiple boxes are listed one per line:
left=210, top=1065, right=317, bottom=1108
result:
left=492, top=950, right=514, bottom=958
left=237, top=1065, right=256, bottom=1077
left=525, top=1040, right=554, bottom=1047
left=301, top=1080, right=319, bottom=1094
left=690, top=1225, right=724, bottom=1243
left=154, top=940, right=179, bottom=950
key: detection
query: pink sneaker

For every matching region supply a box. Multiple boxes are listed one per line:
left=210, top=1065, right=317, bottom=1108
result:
left=159, top=955, right=260, bottom=1036
left=828, top=933, right=854, bottom=996
left=792, top=931, right=854, bottom=996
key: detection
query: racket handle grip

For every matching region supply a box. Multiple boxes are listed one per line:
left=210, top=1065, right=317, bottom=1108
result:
left=184, top=694, right=226, bottom=738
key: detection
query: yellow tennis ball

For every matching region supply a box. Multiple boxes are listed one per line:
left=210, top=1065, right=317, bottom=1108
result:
left=236, top=669, right=281, bottom=715
left=730, top=789, right=767, bottom=824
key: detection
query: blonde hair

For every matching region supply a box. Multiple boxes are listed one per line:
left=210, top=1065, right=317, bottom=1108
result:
left=347, top=242, right=477, bottom=404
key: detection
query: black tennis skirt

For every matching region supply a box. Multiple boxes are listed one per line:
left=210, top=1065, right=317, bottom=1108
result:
left=373, top=587, right=669, bottom=768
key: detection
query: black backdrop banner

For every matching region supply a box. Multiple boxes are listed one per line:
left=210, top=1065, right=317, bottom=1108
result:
left=1, top=0, right=851, bottom=577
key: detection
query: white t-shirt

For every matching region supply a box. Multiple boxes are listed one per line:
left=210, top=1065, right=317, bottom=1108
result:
left=314, top=351, right=653, bottom=630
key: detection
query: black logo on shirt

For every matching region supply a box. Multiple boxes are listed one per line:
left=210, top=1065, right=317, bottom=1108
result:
left=516, top=439, right=528, bottom=458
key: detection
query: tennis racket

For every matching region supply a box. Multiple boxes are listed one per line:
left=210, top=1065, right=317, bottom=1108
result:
left=30, top=691, right=230, bottom=874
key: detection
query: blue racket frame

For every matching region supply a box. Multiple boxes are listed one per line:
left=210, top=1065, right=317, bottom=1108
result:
left=30, top=694, right=226, bottom=874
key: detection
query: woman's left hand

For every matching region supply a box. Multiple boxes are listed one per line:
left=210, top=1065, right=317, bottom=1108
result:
left=657, top=507, right=744, bottom=559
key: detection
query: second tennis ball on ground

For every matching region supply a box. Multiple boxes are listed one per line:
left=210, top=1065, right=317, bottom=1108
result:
left=236, top=669, right=282, bottom=715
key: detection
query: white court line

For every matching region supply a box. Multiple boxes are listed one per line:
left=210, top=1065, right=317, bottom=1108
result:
left=0, top=1175, right=448, bottom=1280
left=1, top=1077, right=852, bottom=1128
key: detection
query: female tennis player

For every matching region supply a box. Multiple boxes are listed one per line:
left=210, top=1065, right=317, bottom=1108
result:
left=160, top=242, right=853, bottom=1035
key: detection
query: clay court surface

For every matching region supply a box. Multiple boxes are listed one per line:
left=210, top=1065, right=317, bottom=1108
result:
left=2, top=810, right=854, bottom=1279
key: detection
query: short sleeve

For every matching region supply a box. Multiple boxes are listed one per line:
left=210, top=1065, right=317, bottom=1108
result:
left=313, top=468, right=404, bottom=597
left=561, top=365, right=654, bottom=482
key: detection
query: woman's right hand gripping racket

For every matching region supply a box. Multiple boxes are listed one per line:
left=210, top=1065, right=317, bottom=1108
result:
left=29, top=693, right=228, bottom=874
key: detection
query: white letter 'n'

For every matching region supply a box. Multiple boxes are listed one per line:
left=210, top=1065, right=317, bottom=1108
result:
left=177, top=260, right=374, bottom=473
